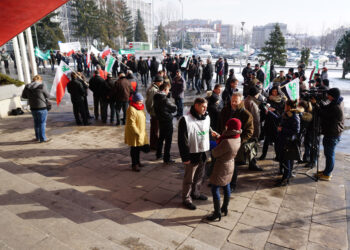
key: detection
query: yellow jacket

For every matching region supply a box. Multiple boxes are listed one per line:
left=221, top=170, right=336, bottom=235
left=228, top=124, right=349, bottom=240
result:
left=124, top=105, right=149, bottom=147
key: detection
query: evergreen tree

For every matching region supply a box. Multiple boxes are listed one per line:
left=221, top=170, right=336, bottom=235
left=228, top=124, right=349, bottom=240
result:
left=335, top=30, right=350, bottom=79
left=134, top=9, right=148, bottom=42
left=97, top=1, right=119, bottom=48
left=156, top=23, right=167, bottom=48
left=32, top=12, right=65, bottom=50
left=116, top=0, right=134, bottom=43
left=184, top=33, right=193, bottom=49
left=71, top=0, right=99, bottom=46
left=300, top=47, right=311, bottom=66
left=260, top=24, right=287, bottom=66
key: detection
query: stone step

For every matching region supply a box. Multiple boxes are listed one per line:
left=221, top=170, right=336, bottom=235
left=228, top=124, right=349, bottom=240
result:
left=0, top=160, right=218, bottom=249
left=0, top=209, right=72, bottom=250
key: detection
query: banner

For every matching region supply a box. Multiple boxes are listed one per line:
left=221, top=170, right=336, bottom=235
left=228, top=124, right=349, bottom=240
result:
left=285, top=78, right=300, bottom=101
left=90, top=45, right=101, bottom=56
left=58, top=41, right=81, bottom=53
left=118, top=49, right=135, bottom=55
left=34, top=47, right=50, bottom=60
left=263, top=61, right=271, bottom=89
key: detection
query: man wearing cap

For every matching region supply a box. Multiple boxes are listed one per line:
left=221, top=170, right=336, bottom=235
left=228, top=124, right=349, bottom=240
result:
left=314, top=88, right=344, bottom=181
left=321, top=67, right=328, bottom=81
left=254, top=64, right=265, bottom=83
left=273, top=70, right=286, bottom=84
left=172, top=69, right=186, bottom=118
left=146, top=76, right=163, bottom=150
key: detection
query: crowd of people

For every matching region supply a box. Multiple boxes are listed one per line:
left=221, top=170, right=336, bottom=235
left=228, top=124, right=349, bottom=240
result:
left=21, top=52, right=345, bottom=221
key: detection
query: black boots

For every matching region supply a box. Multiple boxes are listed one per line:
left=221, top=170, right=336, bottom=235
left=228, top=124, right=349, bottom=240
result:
left=206, top=199, right=221, bottom=221
left=221, top=196, right=229, bottom=216
left=248, top=158, right=263, bottom=171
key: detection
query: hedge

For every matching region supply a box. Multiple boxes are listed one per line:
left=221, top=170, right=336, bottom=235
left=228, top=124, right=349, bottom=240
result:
left=0, top=73, right=25, bottom=87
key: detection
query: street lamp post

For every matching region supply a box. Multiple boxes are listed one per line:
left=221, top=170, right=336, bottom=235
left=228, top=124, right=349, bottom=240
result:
left=239, top=21, right=245, bottom=73
left=179, top=0, right=184, bottom=50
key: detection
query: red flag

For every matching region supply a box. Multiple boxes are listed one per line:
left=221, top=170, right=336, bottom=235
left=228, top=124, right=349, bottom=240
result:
left=99, top=69, right=107, bottom=80
left=101, top=46, right=111, bottom=59
left=309, top=66, right=315, bottom=80
left=67, top=49, right=74, bottom=57
left=51, top=61, right=72, bottom=106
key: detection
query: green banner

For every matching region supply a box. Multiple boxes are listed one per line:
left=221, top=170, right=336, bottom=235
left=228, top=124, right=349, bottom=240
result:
left=263, top=61, right=270, bottom=89
left=34, top=47, right=50, bottom=60
left=312, top=59, right=319, bottom=80
left=118, top=49, right=135, bottom=55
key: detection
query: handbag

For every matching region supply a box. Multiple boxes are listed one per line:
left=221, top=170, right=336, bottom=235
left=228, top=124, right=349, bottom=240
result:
left=45, top=99, right=52, bottom=111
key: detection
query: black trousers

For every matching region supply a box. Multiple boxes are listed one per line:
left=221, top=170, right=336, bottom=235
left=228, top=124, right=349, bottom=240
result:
left=130, top=145, right=151, bottom=165
left=115, top=101, right=128, bottom=124
left=93, top=95, right=101, bottom=120
left=72, top=99, right=88, bottom=125
left=156, top=121, right=173, bottom=162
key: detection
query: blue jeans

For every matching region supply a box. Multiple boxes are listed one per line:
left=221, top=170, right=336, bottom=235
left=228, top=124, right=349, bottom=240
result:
left=281, top=159, right=294, bottom=180
left=195, top=78, right=201, bottom=93
left=174, top=98, right=183, bottom=117
left=31, top=109, right=48, bottom=142
left=187, top=78, right=195, bottom=90
left=323, top=136, right=340, bottom=176
left=211, top=184, right=231, bottom=201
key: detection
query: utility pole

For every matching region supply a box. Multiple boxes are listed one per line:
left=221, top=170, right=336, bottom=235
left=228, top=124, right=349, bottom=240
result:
left=179, top=0, right=184, bottom=50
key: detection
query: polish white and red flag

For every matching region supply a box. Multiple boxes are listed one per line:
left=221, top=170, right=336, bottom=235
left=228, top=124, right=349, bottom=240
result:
left=101, top=46, right=111, bottom=59
left=50, top=61, right=72, bottom=106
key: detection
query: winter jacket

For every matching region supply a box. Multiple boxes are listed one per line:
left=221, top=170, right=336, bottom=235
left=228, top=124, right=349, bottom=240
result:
left=210, top=131, right=241, bottom=186
left=145, top=83, right=159, bottom=116
left=178, top=106, right=210, bottom=164
left=224, top=61, right=229, bottom=75
left=319, top=97, right=344, bottom=137
left=244, top=95, right=260, bottom=139
left=168, top=62, right=180, bottom=78
left=262, top=95, right=286, bottom=139
left=203, top=63, right=213, bottom=80
left=89, top=75, right=106, bottom=97
left=150, top=60, right=159, bottom=77
left=255, top=69, right=265, bottom=83
left=242, top=66, right=252, bottom=80
left=153, top=92, right=177, bottom=124
left=105, top=77, right=116, bottom=101
left=206, top=92, right=222, bottom=132
left=127, top=60, right=138, bottom=73
left=138, top=60, right=149, bottom=74
left=113, top=77, right=133, bottom=102
left=187, top=63, right=197, bottom=79
left=21, top=81, right=50, bottom=110
left=67, top=79, right=86, bottom=103
left=221, top=88, right=239, bottom=107
left=171, top=76, right=185, bottom=99
left=124, top=105, right=149, bottom=147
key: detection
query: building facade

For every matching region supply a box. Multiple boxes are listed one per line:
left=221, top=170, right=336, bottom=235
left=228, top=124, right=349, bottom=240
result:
left=252, top=23, right=287, bottom=48
left=186, top=28, right=220, bottom=47
left=220, top=24, right=233, bottom=48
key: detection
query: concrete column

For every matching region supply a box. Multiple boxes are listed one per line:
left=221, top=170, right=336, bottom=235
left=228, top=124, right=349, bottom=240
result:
left=25, top=27, right=37, bottom=77
left=18, top=32, right=31, bottom=83
left=12, top=36, right=24, bottom=82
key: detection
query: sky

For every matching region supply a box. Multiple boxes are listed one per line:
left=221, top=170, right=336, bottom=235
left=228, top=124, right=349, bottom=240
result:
left=153, top=0, right=350, bottom=36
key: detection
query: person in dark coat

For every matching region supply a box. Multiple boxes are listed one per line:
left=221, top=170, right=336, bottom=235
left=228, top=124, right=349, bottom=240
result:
left=272, top=100, right=300, bottom=186
left=314, top=88, right=344, bottom=181
left=154, top=82, right=177, bottom=164
left=114, top=73, right=134, bottom=125
left=120, top=58, right=129, bottom=74
left=270, top=64, right=277, bottom=82
left=203, top=58, right=214, bottom=90
left=254, top=64, right=265, bottom=83
left=150, top=56, right=159, bottom=81
left=100, top=73, right=116, bottom=123
left=216, top=58, right=224, bottom=84
left=89, top=70, right=106, bottom=120
left=168, top=59, right=180, bottom=79
left=21, top=75, right=51, bottom=142
left=225, top=69, right=236, bottom=90
left=187, top=61, right=197, bottom=90
left=242, top=63, right=252, bottom=82
left=171, top=70, right=185, bottom=118
left=112, top=55, right=119, bottom=78
left=206, top=84, right=222, bottom=132
left=222, top=78, right=239, bottom=107
left=127, top=56, right=138, bottom=75
left=223, top=58, right=229, bottom=84
left=138, top=56, right=149, bottom=87
left=67, top=72, right=89, bottom=126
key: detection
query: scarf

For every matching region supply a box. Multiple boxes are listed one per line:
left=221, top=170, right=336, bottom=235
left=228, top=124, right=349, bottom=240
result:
left=216, top=129, right=242, bottom=144
left=130, top=101, right=144, bottom=110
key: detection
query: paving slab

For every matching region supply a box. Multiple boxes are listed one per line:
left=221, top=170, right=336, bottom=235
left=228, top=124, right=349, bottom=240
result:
left=190, top=222, right=231, bottom=248
left=309, top=223, right=348, bottom=250
left=239, top=206, right=277, bottom=231
left=268, top=223, right=308, bottom=250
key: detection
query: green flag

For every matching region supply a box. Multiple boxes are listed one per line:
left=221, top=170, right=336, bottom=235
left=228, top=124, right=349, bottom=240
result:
left=263, top=61, right=271, bottom=89
left=105, top=55, right=116, bottom=73
left=34, top=47, right=50, bottom=60
left=118, top=49, right=135, bottom=55
left=311, top=59, right=319, bottom=80
left=285, top=78, right=300, bottom=101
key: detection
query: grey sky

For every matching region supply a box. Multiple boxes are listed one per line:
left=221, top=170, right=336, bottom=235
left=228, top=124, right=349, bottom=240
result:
left=153, top=0, right=350, bottom=35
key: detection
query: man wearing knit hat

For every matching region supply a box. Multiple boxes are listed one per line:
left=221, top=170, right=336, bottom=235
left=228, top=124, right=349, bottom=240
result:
left=314, top=87, right=344, bottom=181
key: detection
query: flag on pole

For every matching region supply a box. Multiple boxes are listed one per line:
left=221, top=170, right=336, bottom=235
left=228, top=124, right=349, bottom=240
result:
left=51, top=61, right=72, bottom=106
left=101, top=46, right=111, bottom=59
left=181, top=56, right=190, bottom=68
left=67, top=49, right=75, bottom=57
left=285, top=78, right=300, bottom=101
left=105, top=55, right=116, bottom=73
left=310, top=59, right=319, bottom=80
left=86, top=49, right=91, bottom=69
left=34, top=47, right=50, bottom=60
left=263, top=61, right=271, bottom=89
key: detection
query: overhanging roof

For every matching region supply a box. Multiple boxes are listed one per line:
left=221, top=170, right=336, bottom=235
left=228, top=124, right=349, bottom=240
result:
left=0, top=0, right=70, bottom=46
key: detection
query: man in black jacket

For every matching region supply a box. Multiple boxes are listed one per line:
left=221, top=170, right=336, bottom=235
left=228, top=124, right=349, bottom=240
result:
left=203, top=59, right=214, bottom=91
left=138, top=56, right=149, bottom=87
left=154, top=82, right=177, bottom=164
left=100, top=73, right=116, bottom=123
left=89, top=70, right=106, bottom=120
left=178, top=98, right=211, bottom=210
left=315, top=88, right=344, bottom=181
left=67, top=72, right=89, bottom=125
left=150, top=56, right=159, bottom=81
left=254, top=64, right=265, bottom=83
